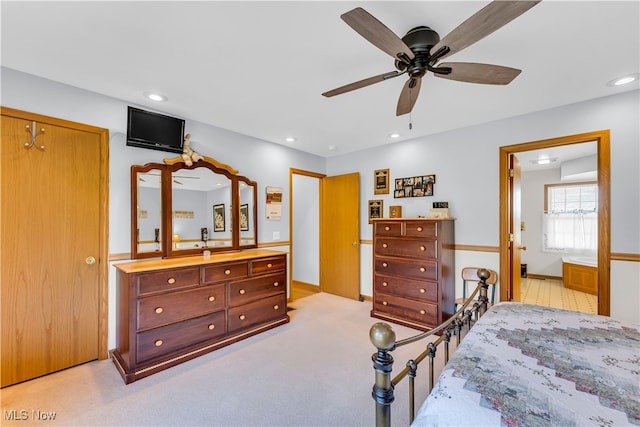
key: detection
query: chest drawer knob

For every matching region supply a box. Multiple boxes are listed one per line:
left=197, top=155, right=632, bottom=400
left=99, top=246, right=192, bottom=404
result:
left=382, top=262, right=388, bottom=268
left=155, top=307, right=164, bottom=314
left=420, top=245, right=426, bottom=251
left=273, top=281, right=279, bottom=287
left=382, top=243, right=388, bottom=248
left=167, top=278, right=176, bottom=284
left=155, top=339, right=163, bottom=347
left=267, top=263, right=273, bottom=268
left=384, top=226, right=390, bottom=231
left=382, top=281, right=388, bottom=287
left=382, top=301, right=388, bottom=306
left=416, top=226, right=423, bottom=232
left=420, top=267, right=426, bottom=272
left=239, top=289, right=246, bottom=295
left=239, top=314, right=246, bottom=320
left=208, top=296, right=216, bottom=302
left=225, top=269, right=231, bottom=275
left=208, top=324, right=216, bottom=330
left=273, top=304, right=279, bottom=310
left=419, top=310, right=426, bottom=315
left=419, top=288, right=426, bottom=294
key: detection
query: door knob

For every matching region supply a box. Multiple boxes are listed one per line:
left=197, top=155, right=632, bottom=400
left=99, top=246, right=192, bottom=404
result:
left=517, top=246, right=527, bottom=251
left=85, top=256, right=96, bottom=265
left=352, top=241, right=359, bottom=247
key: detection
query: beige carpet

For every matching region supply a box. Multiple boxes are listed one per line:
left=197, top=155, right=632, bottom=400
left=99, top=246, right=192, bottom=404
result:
left=1, top=292, right=436, bottom=427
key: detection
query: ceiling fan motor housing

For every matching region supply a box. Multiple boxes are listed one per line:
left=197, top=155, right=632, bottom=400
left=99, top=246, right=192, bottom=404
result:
left=397, top=26, right=441, bottom=77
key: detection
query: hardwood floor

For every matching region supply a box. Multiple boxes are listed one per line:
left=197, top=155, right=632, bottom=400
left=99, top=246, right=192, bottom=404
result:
left=520, top=277, right=598, bottom=315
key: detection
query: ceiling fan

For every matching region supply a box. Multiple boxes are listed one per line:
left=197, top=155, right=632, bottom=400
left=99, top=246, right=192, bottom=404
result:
left=322, top=1, right=541, bottom=116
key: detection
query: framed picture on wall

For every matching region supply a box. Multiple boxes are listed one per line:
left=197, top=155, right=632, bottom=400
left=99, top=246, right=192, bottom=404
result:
left=213, top=204, right=225, bottom=232
left=374, top=169, right=390, bottom=195
left=368, top=199, right=383, bottom=223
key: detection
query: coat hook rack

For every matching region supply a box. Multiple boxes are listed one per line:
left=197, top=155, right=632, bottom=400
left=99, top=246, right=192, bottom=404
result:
left=24, top=121, right=45, bottom=150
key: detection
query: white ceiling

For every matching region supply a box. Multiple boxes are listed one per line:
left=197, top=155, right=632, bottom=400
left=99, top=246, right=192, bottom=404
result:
left=1, top=1, right=638, bottom=161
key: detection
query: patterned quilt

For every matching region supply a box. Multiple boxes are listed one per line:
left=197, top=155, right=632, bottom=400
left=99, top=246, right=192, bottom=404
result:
left=412, top=303, right=640, bottom=427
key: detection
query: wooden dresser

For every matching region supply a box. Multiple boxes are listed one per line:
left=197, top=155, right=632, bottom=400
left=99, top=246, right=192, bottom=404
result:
left=371, top=219, right=455, bottom=331
left=111, top=250, right=288, bottom=383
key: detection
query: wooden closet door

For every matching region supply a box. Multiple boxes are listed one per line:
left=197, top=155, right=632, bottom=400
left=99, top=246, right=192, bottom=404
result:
left=1, top=113, right=102, bottom=387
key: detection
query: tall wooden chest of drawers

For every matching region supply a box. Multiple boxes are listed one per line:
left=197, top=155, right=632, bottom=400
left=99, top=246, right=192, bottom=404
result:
left=111, top=250, right=288, bottom=383
left=371, top=219, right=455, bottom=331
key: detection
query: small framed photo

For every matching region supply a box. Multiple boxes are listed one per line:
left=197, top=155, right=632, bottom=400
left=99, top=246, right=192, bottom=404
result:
left=213, top=204, right=225, bottom=232
left=368, top=199, right=383, bottom=224
left=240, top=204, right=249, bottom=231
left=374, top=169, right=390, bottom=195
left=389, top=205, right=402, bottom=218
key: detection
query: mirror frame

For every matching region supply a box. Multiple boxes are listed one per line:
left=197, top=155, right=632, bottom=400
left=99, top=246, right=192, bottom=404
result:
left=130, top=156, right=258, bottom=259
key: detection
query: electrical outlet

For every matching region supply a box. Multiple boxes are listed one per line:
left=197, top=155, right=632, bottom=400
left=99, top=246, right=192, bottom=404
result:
left=273, top=231, right=280, bottom=240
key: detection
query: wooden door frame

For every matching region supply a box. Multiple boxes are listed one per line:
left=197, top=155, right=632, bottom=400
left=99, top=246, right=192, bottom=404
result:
left=1, top=107, right=110, bottom=359
left=499, top=130, right=610, bottom=315
left=289, top=168, right=325, bottom=293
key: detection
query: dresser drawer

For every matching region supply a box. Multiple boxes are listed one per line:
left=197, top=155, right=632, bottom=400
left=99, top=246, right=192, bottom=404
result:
left=404, top=221, right=437, bottom=237
left=373, top=293, right=438, bottom=326
left=228, top=294, right=287, bottom=333
left=375, top=275, right=438, bottom=302
left=375, top=258, right=438, bottom=281
left=136, top=312, right=226, bottom=364
left=137, top=283, right=226, bottom=331
left=229, top=274, right=286, bottom=307
left=137, top=267, right=200, bottom=296
left=374, top=237, right=437, bottom=260
left=203, top=262, right=249, bottom=283
left=251, top=256, right=286, bottom=275
left=374, top=221, right=403, bottom=236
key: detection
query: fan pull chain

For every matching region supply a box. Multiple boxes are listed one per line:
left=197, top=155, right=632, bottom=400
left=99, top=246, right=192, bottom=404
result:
left=409, top=87, right=413, bottom=130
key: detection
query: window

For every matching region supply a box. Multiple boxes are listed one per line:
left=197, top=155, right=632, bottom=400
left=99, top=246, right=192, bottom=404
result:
left=543, top=182, right=597, bottom=254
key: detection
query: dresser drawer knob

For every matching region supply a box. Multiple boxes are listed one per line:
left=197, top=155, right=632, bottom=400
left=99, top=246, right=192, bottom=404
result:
left=420, top=267, right=426, bottom=272
left=239, top=289, right=246, bottom=295
left=420, top=310, right=426, bottom=315
left=382, top=301, right=388, bottom=306
left=382, top=243, right=388, bottom=248
left=419, top=288, right=426, bottom=293
left=384, top=226, right=390, bottom=231
left=267, top=263, right=273, bottom=268
left=155, top=307, right=164, bottom=314
left=382, top=281, right=388, bottom=287
left=273, top=305, right=279, bottom=310
left=167, top=278, right=176, bottom=284
left=416, top=226, right=423, bottom=232
left=382, top=262, right=388, bottom=268
left=273, top=281, right=279, bottom=287
left=208, top=296, right=216, bottom=302
left=420, top=245, right=426, bottom=251
left=239, top=314, right=246, bottom=320
left=225, top=269, right=231, bottom=275
left=155, top=339, right=163, bottom=347
left=208, top=324, right=216, bottom=330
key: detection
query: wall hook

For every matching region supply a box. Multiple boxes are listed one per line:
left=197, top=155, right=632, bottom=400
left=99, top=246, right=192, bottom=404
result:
left=24, top=121, right=45, bottom=150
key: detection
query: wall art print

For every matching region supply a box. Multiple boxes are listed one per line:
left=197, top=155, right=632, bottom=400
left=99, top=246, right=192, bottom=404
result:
left=394, top=175, right=435, bottom=198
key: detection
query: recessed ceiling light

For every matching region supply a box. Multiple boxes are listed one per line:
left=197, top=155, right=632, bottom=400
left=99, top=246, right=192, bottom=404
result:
left=328, top=145, right=337, bottom=151
left=389, top=133, right=401, bottom=139
left=143, top=91, right=168, bottom=102
left=607, top=74, right=639, bottom=87
left=285, top=137, right=296, bottom=143
left=531, top=157, right=558, bottom=165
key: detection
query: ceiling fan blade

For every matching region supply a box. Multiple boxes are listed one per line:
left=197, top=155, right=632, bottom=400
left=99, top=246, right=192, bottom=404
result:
left=434, top=62, right=521, bottom=85
left=431, top=1, right=540, bottom=60
left=322, top=71, right=401, bottom=97
left=396, top=78, right=422, bottom=116
left=341, top=7, right=414, bottom=62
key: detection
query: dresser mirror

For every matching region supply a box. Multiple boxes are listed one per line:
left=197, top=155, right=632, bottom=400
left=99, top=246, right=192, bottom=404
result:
left=131, top=156, right=258, bottom=259
left=131, top=164, right=163, bottom=259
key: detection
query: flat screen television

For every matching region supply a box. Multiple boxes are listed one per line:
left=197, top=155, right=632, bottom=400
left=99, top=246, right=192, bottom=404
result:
left=126, top=106, right=185, bottom=154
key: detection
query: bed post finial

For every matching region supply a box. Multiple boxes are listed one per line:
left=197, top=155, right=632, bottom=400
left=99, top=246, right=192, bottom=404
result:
left=370, top=322, right=396, bottom=427
left=477, top=268, right=490, bottom=316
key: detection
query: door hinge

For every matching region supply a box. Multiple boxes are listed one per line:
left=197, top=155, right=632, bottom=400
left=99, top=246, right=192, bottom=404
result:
left=508, top=168, right=514, bottom=178
left=508, top=233, right=514, bottom=246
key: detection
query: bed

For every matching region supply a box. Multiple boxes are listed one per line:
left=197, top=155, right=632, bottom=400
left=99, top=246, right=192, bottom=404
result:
left=370, top=278, right=640, bottom=427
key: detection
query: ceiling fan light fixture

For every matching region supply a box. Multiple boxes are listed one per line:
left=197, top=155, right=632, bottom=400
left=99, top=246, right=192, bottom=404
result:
left=143, top=91, right=168, bottom=102
left=607, top=74, right=639, bottom=87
